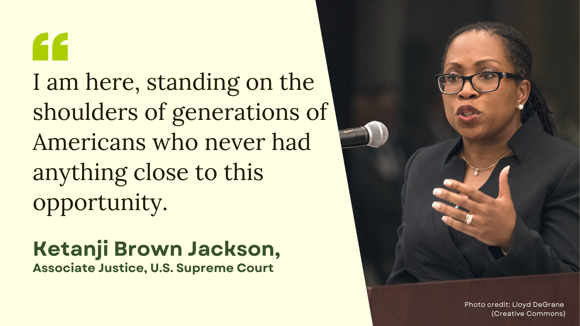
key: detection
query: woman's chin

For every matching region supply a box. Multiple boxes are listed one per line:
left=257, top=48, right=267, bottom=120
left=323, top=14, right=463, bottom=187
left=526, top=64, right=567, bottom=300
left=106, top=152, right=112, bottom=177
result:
left=457, top=127, right=487, bottom=141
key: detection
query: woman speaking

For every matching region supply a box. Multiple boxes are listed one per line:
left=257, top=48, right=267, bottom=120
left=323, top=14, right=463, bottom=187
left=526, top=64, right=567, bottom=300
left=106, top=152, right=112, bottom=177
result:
left=387, top=22, right=579, bottom=284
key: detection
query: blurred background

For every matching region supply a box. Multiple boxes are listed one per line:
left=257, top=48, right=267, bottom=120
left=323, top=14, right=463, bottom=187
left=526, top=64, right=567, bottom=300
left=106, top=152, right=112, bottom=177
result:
left=316, top=0, right=579, bottom=286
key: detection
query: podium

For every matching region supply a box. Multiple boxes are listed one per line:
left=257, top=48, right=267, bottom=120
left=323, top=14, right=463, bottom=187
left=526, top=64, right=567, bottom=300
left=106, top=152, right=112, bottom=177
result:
left=367, top=273, right=579, bottom=326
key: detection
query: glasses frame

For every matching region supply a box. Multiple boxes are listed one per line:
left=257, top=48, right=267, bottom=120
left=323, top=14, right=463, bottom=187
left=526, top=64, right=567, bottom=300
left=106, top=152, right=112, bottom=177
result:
left=434, top=72, right=522, bottom=94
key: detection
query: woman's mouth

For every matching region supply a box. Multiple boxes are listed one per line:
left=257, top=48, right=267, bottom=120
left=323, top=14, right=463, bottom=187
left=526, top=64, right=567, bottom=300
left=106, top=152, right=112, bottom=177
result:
left=456, top=105, right=480, bottom=123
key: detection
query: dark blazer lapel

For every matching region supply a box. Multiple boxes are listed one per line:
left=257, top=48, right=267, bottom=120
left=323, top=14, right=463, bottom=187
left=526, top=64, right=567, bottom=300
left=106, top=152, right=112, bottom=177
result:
left=431, top=154, right=474, bottom=277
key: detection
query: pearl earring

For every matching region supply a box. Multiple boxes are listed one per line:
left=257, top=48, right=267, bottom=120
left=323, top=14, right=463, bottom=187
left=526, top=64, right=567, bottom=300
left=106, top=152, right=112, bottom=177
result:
left=518, top=104, right=524, bottom=110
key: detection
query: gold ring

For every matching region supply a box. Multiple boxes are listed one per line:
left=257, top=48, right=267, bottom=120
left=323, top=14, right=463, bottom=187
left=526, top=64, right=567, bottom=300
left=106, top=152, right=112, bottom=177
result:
left=465, top=213, right=473, bottom=225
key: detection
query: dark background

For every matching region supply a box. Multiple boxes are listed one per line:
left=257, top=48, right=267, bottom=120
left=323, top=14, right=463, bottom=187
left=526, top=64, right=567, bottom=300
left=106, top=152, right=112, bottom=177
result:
left=317, top=0, right=579, bottom=285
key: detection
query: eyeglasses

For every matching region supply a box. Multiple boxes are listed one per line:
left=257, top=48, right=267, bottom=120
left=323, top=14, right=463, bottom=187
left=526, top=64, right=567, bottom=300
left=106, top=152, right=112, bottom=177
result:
left=434, top=72, right=522, bottom=94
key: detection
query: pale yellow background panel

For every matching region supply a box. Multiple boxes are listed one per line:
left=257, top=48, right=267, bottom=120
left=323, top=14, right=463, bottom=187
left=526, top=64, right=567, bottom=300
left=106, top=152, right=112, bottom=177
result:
left=0, top=1, right=372, bottom=325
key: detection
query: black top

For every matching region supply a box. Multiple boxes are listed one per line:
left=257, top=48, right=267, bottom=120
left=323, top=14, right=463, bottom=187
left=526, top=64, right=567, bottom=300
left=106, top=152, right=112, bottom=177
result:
left=387, top=113, right=579, bottom=284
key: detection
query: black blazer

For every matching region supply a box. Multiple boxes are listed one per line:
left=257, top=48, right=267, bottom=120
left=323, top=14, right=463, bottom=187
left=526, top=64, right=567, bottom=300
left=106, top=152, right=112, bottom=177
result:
left=387, top=113, right=579, bottom=284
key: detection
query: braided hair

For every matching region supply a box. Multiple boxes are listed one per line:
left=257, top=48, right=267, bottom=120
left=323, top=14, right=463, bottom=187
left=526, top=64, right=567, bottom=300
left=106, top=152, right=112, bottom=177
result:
left=441, top=22, right=557, bottom=136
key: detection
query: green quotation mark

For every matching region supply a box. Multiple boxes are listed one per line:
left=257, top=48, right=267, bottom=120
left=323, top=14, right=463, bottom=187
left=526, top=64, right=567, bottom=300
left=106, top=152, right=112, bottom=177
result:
left=33, top=32, right=68, bottom=61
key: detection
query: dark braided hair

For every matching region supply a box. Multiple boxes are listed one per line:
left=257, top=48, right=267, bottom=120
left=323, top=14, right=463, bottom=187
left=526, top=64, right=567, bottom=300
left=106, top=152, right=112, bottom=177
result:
left=441, top=22, right=557, bottom=136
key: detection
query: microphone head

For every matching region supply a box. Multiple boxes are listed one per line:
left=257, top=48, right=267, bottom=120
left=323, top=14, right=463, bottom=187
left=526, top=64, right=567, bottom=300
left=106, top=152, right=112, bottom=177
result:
left=363, top=121, right=388, bottom=148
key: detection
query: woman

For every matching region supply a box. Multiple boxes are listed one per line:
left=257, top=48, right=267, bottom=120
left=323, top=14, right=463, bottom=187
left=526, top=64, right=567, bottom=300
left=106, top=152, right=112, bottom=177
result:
left=387, top=22, right=579, bottom=284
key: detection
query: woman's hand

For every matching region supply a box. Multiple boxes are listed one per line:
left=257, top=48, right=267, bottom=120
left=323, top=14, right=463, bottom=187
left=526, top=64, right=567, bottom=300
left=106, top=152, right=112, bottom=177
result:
left=431, top=166, right=516, bottom=252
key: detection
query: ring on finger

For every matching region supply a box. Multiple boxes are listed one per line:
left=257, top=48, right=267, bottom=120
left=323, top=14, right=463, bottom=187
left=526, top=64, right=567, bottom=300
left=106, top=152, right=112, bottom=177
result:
left=464, top=213, right=474, bottom=225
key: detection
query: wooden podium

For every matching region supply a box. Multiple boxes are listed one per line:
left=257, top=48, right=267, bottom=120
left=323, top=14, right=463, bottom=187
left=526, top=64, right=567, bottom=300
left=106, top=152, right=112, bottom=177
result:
left=367, top=273, right=579, bottom=326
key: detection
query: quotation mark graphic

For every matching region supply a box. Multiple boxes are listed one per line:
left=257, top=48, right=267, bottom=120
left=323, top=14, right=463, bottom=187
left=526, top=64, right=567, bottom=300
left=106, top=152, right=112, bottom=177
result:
left=33, top=33, right=68, bottom=61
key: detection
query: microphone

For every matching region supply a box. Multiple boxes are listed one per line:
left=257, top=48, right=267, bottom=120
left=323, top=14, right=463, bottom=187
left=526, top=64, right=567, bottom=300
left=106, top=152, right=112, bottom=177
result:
left=339, top=121, right=388, bottom=149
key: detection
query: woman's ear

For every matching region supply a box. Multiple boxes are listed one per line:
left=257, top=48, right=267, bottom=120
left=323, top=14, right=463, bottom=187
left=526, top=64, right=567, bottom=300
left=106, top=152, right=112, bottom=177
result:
left=517, top=79, right=531, bottom=107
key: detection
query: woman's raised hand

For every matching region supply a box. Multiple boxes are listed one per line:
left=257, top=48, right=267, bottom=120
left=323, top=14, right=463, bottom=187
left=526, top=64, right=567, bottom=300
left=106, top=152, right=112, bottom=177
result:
left=431, top=166, right=516, bottom=252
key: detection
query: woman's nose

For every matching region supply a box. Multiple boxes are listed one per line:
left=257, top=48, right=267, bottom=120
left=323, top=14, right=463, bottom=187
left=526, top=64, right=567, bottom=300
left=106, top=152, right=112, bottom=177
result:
left=458, top=79, right=479, bottom=99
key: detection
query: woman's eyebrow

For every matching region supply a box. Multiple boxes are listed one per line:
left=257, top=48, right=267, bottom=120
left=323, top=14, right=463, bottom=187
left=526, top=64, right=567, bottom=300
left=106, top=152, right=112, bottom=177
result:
left=444, top=59, right=501, bottom=70
left=444, top=61, right=461, bottom=69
